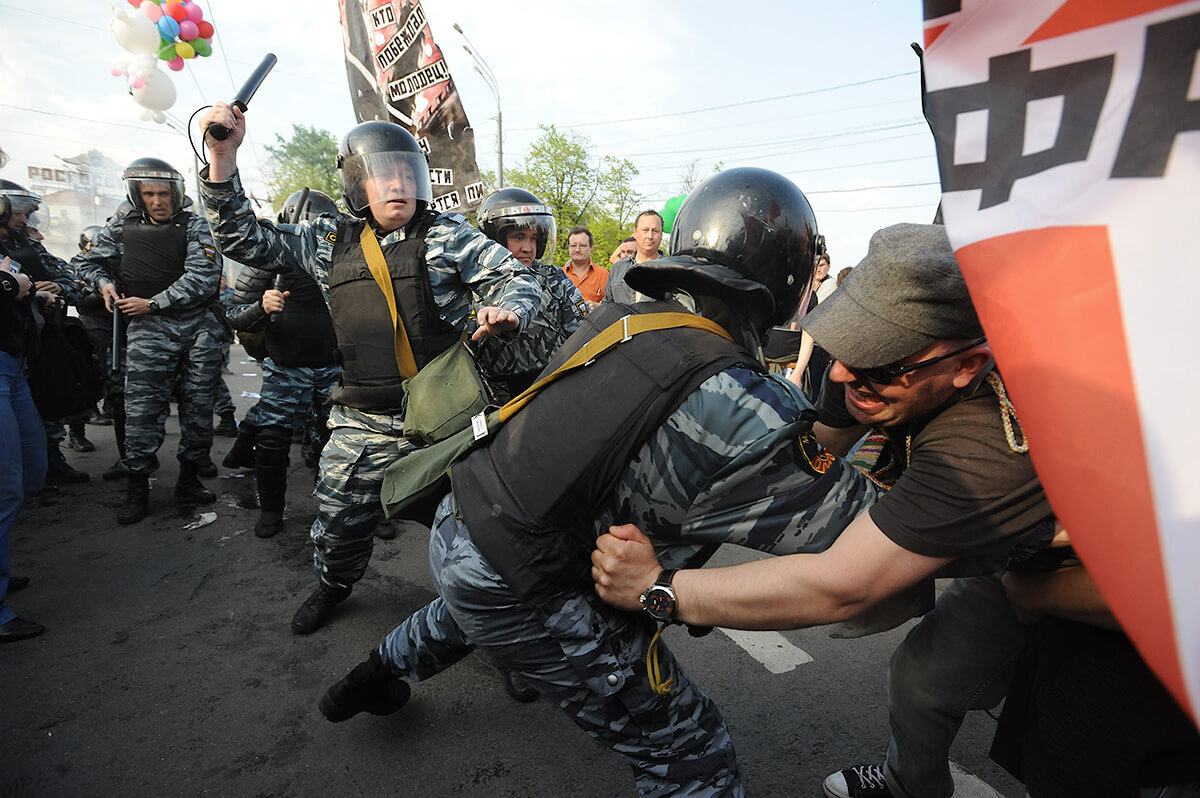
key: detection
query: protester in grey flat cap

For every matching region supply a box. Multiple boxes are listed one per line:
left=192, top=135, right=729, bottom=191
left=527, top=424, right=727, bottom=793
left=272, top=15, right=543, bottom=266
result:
left=593, top=223, right=1056, bottom=798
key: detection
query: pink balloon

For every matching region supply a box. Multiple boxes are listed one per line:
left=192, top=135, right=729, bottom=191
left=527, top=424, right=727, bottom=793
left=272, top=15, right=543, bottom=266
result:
left=140, top=1, right=163, bottom=22
left=186, top=2, right=203, bottom=22
left=178, top=20, right=198, bottom=40
left=168, top=56, right=185, bottom=71
left=130, top=77, right=146, bottom=89
left=111, top=67, right=123, bottom=77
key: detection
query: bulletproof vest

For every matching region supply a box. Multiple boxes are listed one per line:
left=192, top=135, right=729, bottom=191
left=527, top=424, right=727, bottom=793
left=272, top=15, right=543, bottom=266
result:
left=453, top=300, right=760, bottom=604
left=266, top=269, right=338, bottom=368
left=327, top=213, right=459, bottom=411
left=120, top=214, right=188, bottom=300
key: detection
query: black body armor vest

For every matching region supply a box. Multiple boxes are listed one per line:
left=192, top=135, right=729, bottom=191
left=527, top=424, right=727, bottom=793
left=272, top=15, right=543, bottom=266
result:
left=267, top=270, right=338, bottom=368
left=327, top=213, right=459, bottom=411
left=452, top=300, right=760, bottom=604
left=120, top=215, right=188, bottom=300
left=0, top=235, right=49, bottom=283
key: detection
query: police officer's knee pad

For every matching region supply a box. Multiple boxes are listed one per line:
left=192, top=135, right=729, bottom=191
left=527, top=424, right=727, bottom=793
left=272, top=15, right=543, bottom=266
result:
left=255, top=424, right=292, bottom=468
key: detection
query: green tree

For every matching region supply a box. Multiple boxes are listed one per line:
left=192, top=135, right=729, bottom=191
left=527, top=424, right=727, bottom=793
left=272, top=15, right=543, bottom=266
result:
left=506, top=125, right=642, bottom=266
left=263, top=124, right=342, bottom=215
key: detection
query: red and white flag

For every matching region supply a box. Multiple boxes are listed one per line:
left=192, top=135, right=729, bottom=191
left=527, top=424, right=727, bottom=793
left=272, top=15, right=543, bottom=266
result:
left=923, top=0, right=1200, bottom=724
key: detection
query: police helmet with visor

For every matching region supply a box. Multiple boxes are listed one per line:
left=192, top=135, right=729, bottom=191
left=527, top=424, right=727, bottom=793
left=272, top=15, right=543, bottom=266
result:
left=277, top=188, right=340, bottom=224
left=123, top=157, right=185, bottom=216
left=337, top=121, right=432, bottom=219
left=477, top=188, right=557, bottom=262
left=0, top=180, right=44, bottom=228
left=79, top=225, right=103, bottom=252
left=626, top=167, right=818, bottom=332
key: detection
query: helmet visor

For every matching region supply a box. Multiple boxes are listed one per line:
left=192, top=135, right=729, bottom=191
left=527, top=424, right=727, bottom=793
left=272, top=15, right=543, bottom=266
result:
left=501, top=214, right=557, bottom=261
left=341, top=151, right=432, bottom=216
left=126, top=176, right=185, bottom=215
left=3, top=191, right=41, bottom=223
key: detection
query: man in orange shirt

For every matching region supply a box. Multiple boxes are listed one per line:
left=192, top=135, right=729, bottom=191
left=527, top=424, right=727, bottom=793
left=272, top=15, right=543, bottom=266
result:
left=562, top=225, right=607, bottom=308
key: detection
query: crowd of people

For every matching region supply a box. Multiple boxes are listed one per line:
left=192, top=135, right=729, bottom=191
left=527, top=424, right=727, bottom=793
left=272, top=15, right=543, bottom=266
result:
left=2, top=99, right=1197, bottom=798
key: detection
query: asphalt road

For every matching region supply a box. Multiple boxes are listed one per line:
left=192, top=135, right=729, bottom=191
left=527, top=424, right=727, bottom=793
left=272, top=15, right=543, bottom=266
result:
left=1, top=346, right=1022, bottom=797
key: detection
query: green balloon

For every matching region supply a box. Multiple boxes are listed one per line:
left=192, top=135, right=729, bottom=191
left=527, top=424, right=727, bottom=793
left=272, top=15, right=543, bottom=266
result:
left=157, top=41, right=176, bottom=61
left=192, top=38, right=212, bottom=57
left=660, top=194, right=686, bottom=235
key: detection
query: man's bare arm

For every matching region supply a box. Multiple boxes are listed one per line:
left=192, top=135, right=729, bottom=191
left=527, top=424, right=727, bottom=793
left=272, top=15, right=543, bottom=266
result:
left=813, top=421, right=869, bottom=457
left=592, top=512, right=950, bottom=630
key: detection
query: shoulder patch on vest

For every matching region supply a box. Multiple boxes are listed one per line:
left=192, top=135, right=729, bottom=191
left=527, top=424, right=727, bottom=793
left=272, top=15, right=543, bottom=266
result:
left=797, top=431, right=836, bottom=475
left=82, top=241, right=93, bottom=254
left=202, top=244, right=217, bottom=260
left=324, top=230, right=337, bottom=244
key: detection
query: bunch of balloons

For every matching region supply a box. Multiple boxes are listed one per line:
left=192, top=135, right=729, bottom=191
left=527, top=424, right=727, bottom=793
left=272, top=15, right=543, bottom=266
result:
left=108, top=0, right=216, bottom=123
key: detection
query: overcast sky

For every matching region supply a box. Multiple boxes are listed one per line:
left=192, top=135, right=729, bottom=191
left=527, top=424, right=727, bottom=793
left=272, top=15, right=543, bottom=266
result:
left=1, top=0, right=940, bottom=266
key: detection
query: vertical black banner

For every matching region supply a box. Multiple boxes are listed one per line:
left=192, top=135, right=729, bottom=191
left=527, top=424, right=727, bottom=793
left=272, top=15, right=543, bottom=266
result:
left=339, top=0, right=485, bottom=212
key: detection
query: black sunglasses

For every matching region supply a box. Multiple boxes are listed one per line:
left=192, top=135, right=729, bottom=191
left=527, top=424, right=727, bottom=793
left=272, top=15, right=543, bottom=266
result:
left=844, top=337, right=987, bottom=385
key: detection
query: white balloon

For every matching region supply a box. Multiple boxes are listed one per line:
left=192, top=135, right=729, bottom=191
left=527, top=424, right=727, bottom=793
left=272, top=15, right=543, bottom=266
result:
left=110, top=2, right=162, bottom=56
left=131, top=68, right=177, bottom=112
left=129, top=53, right=156, bottom=80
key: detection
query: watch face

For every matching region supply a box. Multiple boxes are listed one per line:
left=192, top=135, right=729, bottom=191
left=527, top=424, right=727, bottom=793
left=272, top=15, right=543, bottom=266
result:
left=643, top=587, right=676, bottom=621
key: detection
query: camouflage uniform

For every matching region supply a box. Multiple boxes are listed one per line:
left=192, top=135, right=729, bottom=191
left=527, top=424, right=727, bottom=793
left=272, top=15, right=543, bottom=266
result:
left=74, top=210, right=223, bottom=474
left=199, top=169, right=542, bottom=589
left=475, top=258, right=586, bottom=398
left=377, top=367, right=879, bottom=795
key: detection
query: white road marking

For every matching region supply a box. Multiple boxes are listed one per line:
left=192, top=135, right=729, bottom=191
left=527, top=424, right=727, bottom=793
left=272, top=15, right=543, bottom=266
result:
left=719, top=628, right=814, bottom=673
left=950, top=761, right=1004, bottom=797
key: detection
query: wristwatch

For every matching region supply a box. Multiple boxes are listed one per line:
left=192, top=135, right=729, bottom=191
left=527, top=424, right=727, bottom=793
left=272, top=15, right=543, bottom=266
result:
left=147, top=299, right=160, bottom=313
left=639, top=569, right=678, bottom=622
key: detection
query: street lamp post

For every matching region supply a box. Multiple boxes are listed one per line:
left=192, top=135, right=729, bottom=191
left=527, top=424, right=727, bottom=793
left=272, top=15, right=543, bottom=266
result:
left=453, top=23, right=503, bottom=187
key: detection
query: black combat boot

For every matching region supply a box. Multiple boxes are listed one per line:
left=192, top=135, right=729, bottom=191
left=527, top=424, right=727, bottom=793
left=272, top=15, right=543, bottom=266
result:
left=213, top=411, right=238, bottom=437
left=195, top=458, right=218, bottom=478
left=253, top=425, right=289, bottom=538
left=291, top=582, right=352, bottom=635
left=319, top=649, right=411, bottom=722
left=118, top=474, right=150, bottom=524
left=221, top=420, right=258, bottom=469
left=45, top=443, right=90, bottom=486
left=68, top=422, right=95, bottom=452
left=174, top=461, right=216, bottom=505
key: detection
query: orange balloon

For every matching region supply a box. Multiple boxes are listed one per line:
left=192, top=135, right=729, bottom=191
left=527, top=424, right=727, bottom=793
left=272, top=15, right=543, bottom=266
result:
left=165, top=1, right=187, bottom=21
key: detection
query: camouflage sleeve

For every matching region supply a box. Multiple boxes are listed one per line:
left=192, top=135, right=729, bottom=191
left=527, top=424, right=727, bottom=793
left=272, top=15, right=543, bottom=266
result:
left=69, top=216, right=124, bottom=294
left=424, top=215, right=542, bottom=331
left=29, top=240, right=80, bottom=299
left=475, top=261, right=586, bottom=377
left=603, top=369, right=880, bottom=570
left=150, top=212, right=221, bottom=311
left=198, top=169, right=332, bottom=289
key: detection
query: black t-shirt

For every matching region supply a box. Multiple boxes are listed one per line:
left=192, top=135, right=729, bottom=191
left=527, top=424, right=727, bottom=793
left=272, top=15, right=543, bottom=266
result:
left=816, top=369, right=1053, bottom=562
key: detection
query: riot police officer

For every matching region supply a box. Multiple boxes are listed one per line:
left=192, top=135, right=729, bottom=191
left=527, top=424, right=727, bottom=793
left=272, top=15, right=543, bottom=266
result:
left=226, top=189, right=342, bottom=539
left=198, top=103, right=543, bottom=635
left=317, top=168, right=874, bottom=796
left=475, top=188, right=587, bottom=399
left=74, top=158, right=225, bottom=524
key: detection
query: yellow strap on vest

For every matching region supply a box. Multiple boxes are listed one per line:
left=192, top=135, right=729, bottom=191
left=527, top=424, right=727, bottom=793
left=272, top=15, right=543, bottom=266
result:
left=496, top=312, right=733, bottom=423
left=360, top=225, right=419, bottom=378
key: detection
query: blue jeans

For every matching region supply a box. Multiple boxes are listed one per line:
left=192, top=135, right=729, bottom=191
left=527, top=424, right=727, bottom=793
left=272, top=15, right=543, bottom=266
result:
left=885, top=575, right=1029, bottom=798
left=0, top=351, right=47, bottom=624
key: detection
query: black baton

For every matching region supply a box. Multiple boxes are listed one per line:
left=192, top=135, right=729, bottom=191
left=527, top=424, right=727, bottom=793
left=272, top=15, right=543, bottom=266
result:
left=111, top=303, right=121, bottom=372
left=207, top=53, right=278, bottom=141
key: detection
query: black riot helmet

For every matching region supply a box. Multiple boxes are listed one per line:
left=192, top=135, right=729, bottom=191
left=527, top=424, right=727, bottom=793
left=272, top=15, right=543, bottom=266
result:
left=477, top=188, right=557, bottom=262
left=626, top=167, right=818, bottom=331
left=337, top=121, right=433, bottom=219
left=0, top=179, right=43, bottom=227
left=123, top=157, right=185, bottom=217
left=79, top=225, right=103, bottom=252
left=276, top=188, right=340, bottom=224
